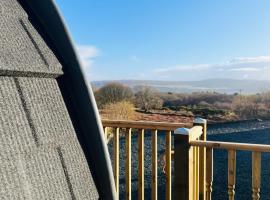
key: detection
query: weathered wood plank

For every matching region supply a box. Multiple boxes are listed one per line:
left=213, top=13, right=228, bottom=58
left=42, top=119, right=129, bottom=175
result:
left=125, top=128, right=132, bottom=200
left=252, top=152, right=261, bottom=200
left=228, top=150, right=236, bottom=200
left=138, top=129, right=145, bottom=200
left=166, top=131, right=172, bottom=200
left=151, top=130, right=158, bottom=200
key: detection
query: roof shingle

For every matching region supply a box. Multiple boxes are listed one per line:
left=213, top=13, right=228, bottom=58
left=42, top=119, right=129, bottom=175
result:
left=0, top=1, right=99, bottom=199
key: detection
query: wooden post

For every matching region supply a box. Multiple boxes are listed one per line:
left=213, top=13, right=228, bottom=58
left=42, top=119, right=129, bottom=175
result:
left=151, top=130, right=158, bottom=200
left=174, top=128, right=193, bottom=200
left=138, top=129, right=145, bottom=200
left=194, top=118, right=207, bottom=200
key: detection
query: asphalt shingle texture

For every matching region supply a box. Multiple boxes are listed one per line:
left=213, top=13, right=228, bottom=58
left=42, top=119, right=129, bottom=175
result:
left=0, top=1, right=99, bottom=199
left=0, top=0, right=62, bottom=77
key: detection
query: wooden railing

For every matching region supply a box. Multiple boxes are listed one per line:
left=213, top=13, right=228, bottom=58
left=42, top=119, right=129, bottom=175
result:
left=174, top=118, right=270, bottom=200
left=103, top=119, right=270, bottom=200
left=174, top=118, right=207, bottom=200
left=189, top=140, right=270, bottom=200
left=102, top=120, right=192, bottom=200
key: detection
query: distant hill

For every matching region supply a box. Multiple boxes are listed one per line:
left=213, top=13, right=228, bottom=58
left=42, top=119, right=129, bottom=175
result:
left=91, top=79, right=270, bottom=94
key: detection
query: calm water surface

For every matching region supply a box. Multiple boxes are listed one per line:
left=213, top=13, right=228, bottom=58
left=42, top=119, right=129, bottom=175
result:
left=109, top=120, right=270, bottom=200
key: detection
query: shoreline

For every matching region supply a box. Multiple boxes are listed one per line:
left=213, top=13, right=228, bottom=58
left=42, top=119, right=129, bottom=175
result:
left=101, top=108, right=269, bottom=126
left=208, top=118, right=263, bottom=125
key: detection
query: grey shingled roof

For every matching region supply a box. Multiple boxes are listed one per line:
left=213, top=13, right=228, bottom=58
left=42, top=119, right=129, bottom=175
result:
left=0, top=0, right=114, bottom=199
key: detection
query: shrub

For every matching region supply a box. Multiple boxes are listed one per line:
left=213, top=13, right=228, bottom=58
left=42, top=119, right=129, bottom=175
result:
left=95, top=82, right=133, bottom=108
left=102, top=101, right=135, bottom=120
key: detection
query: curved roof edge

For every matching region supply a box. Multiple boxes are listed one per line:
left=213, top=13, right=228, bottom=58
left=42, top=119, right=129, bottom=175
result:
left=21, top=0, right=116, bottom=199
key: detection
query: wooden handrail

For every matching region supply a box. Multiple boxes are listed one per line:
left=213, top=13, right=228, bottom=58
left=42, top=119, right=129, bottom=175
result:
left=102, top=120, right=192, bottom=200
left=190, top=140, right=270, bottom=152
left=104, top=119, right=269, bottom=200
left=173, top=119, right=270, bottom=200
left=102, top=119, right=192, bottom=130
left=103, top=119, right=270, bottom=200
left=190, top=139, right=270, bottom=200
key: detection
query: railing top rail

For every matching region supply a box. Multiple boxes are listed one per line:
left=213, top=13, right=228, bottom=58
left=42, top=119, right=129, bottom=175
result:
left=102, top=119, right=193, bottom=131
left=190, top=140, right=270, bottom=153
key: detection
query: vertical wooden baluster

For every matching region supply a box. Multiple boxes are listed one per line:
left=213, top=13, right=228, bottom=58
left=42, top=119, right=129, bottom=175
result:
left=151, top=130, right=158, bottom=200
left=190, top=145, right=194, bottom=200
left=126, top=128, right=132, bottom=200
left=206, top=148, right=213, bottom=200
left=193, top=147, right=197, bottom=200
left=252, top=152, right=261, bottom=200
left=196, top=146, right=200, bottom=200
left=165, top=130, right=172, bottom=200
left=228, top=150, right=236, bottom=200
left=104, top=127, right=108, bottom=142
left=194, top=118, right=207, bottom=200
left=194, top=146, right=200, bottom=200
left=114, top=128, right=120, bottom=199
left=138, top=129, right=145, bottom=200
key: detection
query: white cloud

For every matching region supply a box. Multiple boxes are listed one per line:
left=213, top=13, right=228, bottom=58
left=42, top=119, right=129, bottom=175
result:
left=76, top=44, right=99, bottom=79
left=230, top=56, right=270, bottom=64
left=154, top=64, right=211, bottom=73
left=229, top=67, right=260, bottom=72
left=77, top=44, right=99, bottom=69
left=153, top=56, right=270, bottom=80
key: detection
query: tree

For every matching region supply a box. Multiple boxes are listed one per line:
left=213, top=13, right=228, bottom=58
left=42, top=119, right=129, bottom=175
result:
left=94, top=82, right=133, bottom=108
left=135, top=87, right=163, bottom=112
left=261, top=92, right=270, bottom=116
left=232, top=95, right=260, bottom=118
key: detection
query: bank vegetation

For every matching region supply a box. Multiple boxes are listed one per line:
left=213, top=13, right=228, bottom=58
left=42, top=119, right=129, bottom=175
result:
left=93, top=82, right=270, bottom=122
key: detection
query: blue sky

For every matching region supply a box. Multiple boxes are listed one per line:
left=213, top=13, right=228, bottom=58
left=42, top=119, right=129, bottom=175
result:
left=56, top=0, right=270, bottom=81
